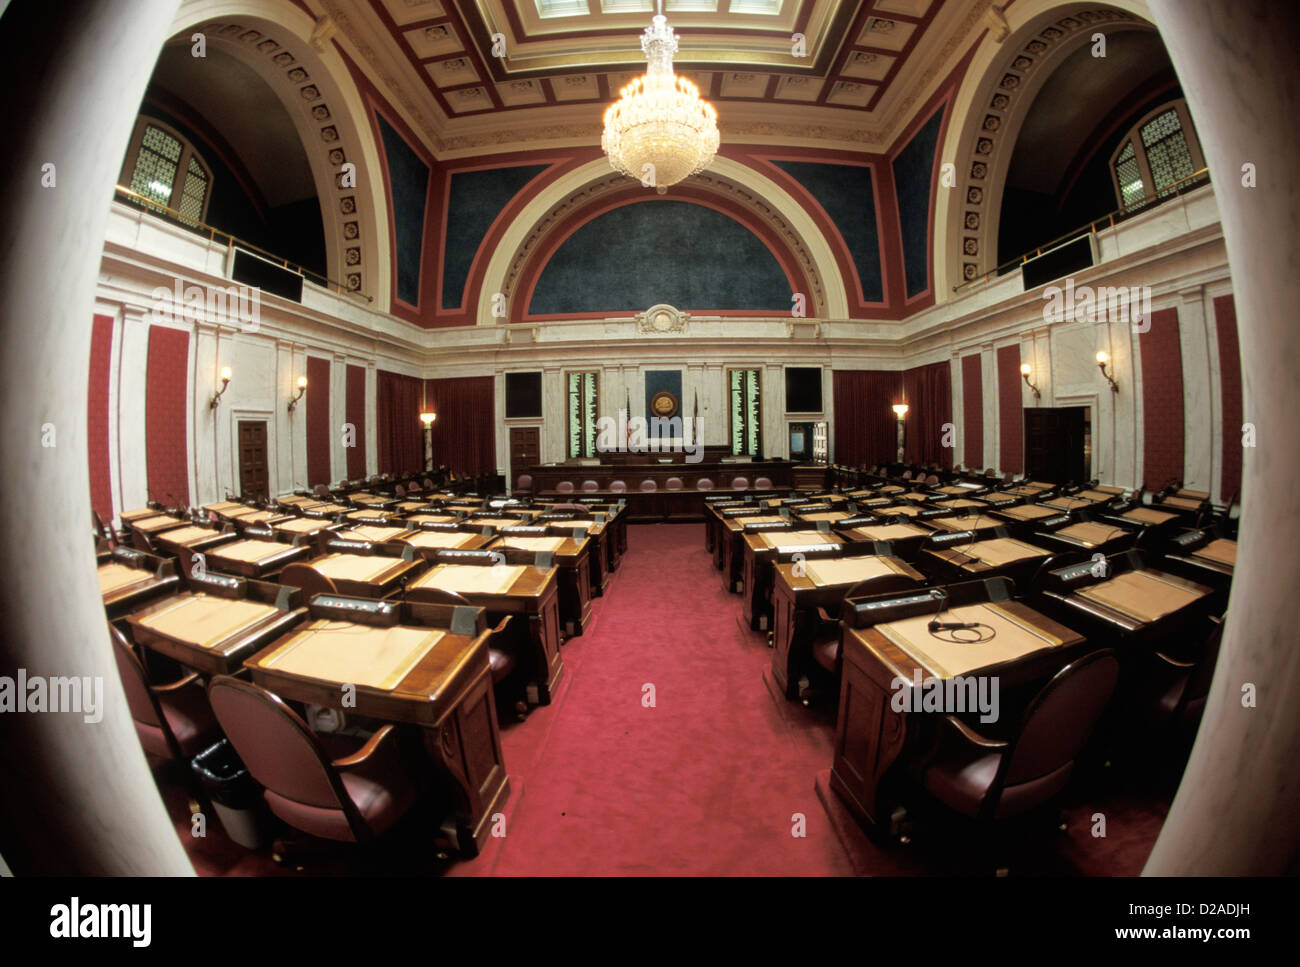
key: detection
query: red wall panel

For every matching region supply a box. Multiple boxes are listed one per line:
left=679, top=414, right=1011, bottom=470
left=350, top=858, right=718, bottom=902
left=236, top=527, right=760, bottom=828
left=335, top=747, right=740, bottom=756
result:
left=145, top=326, right=190, bottom=505
left=87, top=314, right=114, bottom=522
left=1139, top=307, right=1185, bottom=490
left=425, top=376, right=496, bottom=475
left=902, top=361, right=953, bottom=469
left=832, top=370, right=900, bottom=468
left=996, top=345, right=1023, bottom=473
left=377, top=370, right=423, bottom=475
left=306, top=355, right=332, bottom=487
left=1214, top=295, right=1243, bottom=500
left=961, top=353, right=983, bottom=470
left=346, top=364, right=367, bottom=480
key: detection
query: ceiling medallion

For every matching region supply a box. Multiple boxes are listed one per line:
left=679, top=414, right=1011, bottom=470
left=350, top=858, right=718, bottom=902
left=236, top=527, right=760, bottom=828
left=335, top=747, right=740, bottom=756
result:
left=601, top=4, right=719, bottom=195
left=636, top=304, right=690, bottom=334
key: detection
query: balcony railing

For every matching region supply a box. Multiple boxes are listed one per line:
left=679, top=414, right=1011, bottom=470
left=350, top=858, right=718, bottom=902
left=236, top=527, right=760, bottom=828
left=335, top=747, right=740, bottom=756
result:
left=953, top=167, right=1212, bottom=293
left=113, top=185, right=372, bottom=303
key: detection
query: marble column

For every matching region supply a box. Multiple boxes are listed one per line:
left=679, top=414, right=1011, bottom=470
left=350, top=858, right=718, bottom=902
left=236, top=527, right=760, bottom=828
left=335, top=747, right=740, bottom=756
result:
left=1144, top=0, right=1300, bottom=875
left=0, top=0, right=191, bottom=874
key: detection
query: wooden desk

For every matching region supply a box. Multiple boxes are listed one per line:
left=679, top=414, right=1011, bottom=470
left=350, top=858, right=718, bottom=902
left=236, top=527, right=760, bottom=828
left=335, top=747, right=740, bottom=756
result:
left=409, top=564, right=563, bottom=705
left=393, top=530, right=494, bottom=560
left=921, top=536, right=1051, bottom=589
left=292, top=553, right=425, bottom=599
left=1040, top=568, right=1214, bottom=646
left=151, top=524, right=236, bottom=556
left=543, top=518, right=612, bottom=595
left=205, top=538, right=311, bottom=579
left=271, top=517, right=343, bottom=544
left=129, top=514, right=190, bottom=536
left=770, top=555, right=925, bottom=698
left=490, top=534, right=593, bottom=637
left=202, top=501, right=258, bottom=523
left=127, top=592, right=305, bottom=676
left=740, top=530, right=842, bottom=630
left=98, top=560, right=179, bottom=619
left=831, top=600, right=1083, bottom=830
left=245, top=618, right=508, bottom=857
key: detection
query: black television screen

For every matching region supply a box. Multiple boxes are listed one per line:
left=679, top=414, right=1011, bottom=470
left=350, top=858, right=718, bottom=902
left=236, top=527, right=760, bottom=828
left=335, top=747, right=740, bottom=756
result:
left=505, top=371, right=542, bottom=418
left=785, top=367, right=823, bottom=413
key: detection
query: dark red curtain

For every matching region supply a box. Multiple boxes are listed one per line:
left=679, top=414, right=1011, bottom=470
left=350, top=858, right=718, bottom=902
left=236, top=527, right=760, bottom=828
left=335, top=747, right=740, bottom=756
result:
left=902, top=361, right=953, bottom=469
left=376, top=370, right=423, bottom=475
left=305, top=355, right=332, bottom=487
left=424, top=376, right=496, bottom=475
left=832, top=370, right=903, bottom=467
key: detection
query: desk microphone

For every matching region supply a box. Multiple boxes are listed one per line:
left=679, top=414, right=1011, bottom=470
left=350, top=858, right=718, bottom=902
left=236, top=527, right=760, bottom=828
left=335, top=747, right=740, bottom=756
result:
left=928, top=618, right=981, bottom=632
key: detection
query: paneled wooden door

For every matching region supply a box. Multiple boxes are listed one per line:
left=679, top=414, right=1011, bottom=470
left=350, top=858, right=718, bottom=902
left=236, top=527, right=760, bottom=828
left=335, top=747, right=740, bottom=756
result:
left=238, top=420, right=269, bottom=499
left=510, top=426, right=539, bottom=491
left=1024, top=407, right=1088, bottom=485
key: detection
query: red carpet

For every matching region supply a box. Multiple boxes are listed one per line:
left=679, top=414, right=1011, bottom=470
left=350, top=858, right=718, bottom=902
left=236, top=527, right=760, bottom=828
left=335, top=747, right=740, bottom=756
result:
left=166, top=523, right=1169, bottom=876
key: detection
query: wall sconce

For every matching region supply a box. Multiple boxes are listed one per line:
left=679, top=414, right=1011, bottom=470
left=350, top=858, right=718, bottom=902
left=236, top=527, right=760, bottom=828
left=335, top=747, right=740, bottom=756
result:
left=1019, top=362, right=1041, bottom=400
left=209, top=366, right=232, bottom=409
left=419, top=411, right=437, bottom=428
left=287, top=375, right=307, bottom=412
left=891, top=403, right=909, bottom=419
left=1096, top=351, right=1119, bottom=393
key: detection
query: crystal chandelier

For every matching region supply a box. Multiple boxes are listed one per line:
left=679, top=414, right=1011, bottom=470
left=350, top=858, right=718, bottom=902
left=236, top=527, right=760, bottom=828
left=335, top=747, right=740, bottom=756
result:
left=601, top=6, right=719, bottom=194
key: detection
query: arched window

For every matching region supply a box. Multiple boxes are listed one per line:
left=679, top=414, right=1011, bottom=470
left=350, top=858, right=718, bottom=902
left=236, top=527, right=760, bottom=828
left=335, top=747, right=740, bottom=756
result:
left=120, top=117, right=212, bottom=224
left=1109, top=100, right=1206, bottom=210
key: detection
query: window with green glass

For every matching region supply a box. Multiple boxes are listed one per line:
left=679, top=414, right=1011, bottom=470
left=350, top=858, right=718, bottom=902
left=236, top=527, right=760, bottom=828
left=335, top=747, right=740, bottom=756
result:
left=1109, top=100, right=1205, bottom=210
left=729, top=368, right=761, bottom=456
left=567, top=371, right=599, bottom=458
left=121, top=117, right=212, bottom=225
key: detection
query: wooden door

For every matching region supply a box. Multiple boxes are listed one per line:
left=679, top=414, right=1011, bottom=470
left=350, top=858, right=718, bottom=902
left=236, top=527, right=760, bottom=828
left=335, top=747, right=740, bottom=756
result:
left=1024, top=407, right=1087, bottom=485
left=238, top=420, right=269, bottom=499
left=510, top=426, right=540, bottom=490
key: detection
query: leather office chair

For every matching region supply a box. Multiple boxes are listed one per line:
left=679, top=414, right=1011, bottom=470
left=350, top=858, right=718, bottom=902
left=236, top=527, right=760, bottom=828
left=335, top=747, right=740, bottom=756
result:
left=581, top=480, right=600, bottom=493
left=110, top=625, right=219, bottom=763
left=755, top=476, right=773, bottom=490
left=279, top=562, right=341, bottom=600
left=640, top=479, right=657, bottom=492
left=911, top=650, right=1119, bottom=823
left=314, top=483, right=330, bottom=498
left=666, top=477, right=683, bottom=491
left=609, top=480, right=627, bottom=494
left=515, top=474, right=533, bottom=495
left=406, top=480, right=421, bottom=494
left=422, top=477, right=435, bottom=491
left=556, top=481, right=575, bottom=494
left=902, top=470, right=913, bottom=481
left=925, top=474, right=940, bottom=486
left=207, top=676, right=419, bottom=845
left=696, top=478, right=714, bottom=491
left=730, top=477, right=748, bottom=490
left=1140, top=614, right=1223, bottom=738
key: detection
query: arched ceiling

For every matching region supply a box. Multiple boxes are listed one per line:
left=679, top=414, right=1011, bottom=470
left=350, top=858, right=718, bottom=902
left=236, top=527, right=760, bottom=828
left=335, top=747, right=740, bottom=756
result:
left=320, top=0, right=987, bottom=154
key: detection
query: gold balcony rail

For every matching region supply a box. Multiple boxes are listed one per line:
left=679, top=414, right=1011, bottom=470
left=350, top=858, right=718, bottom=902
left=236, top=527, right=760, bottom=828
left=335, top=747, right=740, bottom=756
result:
left=113, top=184, right=373, bottom=303
left=953, top=166, right=1212, bottom=293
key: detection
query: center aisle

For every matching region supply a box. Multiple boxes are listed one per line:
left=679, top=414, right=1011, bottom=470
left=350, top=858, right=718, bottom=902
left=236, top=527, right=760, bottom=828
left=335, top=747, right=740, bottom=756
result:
left=464, top=523, right=855, bottom=875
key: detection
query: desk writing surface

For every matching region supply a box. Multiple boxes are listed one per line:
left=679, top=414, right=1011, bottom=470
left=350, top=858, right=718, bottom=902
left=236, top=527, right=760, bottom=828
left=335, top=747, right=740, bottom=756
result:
left=996, top=504, right=1058, bottom=521
left=728, top=515, right=787, bottom=528
left=400, top=530, right=475, bottom=549
left=312, top=553, right=407, bottom=583
left=98, top=562, right=154, bottom=595
left=936, top=486, right=970, bottom=495
left=277, top=495, right=315, bottom=505
left=800, top=511, right=851, bottom=522
left=203, top=502, right=253, bottom=516
left=414, top=564, right=526, bottom=596
left=305, top=502, right=348, bottom=514
left=873, top=603, right=1067, bottom=680
left=209, top=539, right=297, bottom=563
left=154, top=525, right=222, bottom=545
left=926, top=515, right=1002, bottom=533
left=805, top=556, right=909, bottom=587
left=345, top=509, right=393, bottom=522
left=396, top=501, right=432, bottom=511
left=136, top=594, right=278, bottom=649
left=760, top=531, right=838, bottom=549
left=1025, top=481, right=1055, bottom=491
left=1042, top=497, right=1092, bottom=511
left=900, top=493, right=931, bottom=502
left=848, top=523, right=930, bottom=541
left=878, top=486, right=904, bottom=494
left=277, top=517, right=332, bottom=533
left=350, top=493, right=388, bottom=504
left=1193, top=538, right=1237, bottom=567
left=1161, top=496, right=1203, bottom=511
left=1076, top=570, right=1208, bottom=623
left=1123, top=507, right=1177, bottom=525
left=121, top=507, right=160, bottom=521
left=469, top=517, right=526, bottom=529
left=1077, top=490, right=1119, bottom=502
left=496, top=536, right=567, bottom=553
left=340, top=525, right=411, bottom=543
left=885, top=504, right=925, bottom=517
left=954, top=537, right=1050, bottom=567
left=262, top=620, right=445, bottom=691
left=1054, top=521, right=1129, bottom=548
left=405, top=514, right=460, bottom=525
left=556, top=519, right=604, bottom=534
left=238, top=510, right=288, bottom=523
left=934, top=498, right=984, bottom=509
left=133, top=514, right=186, bottom=532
